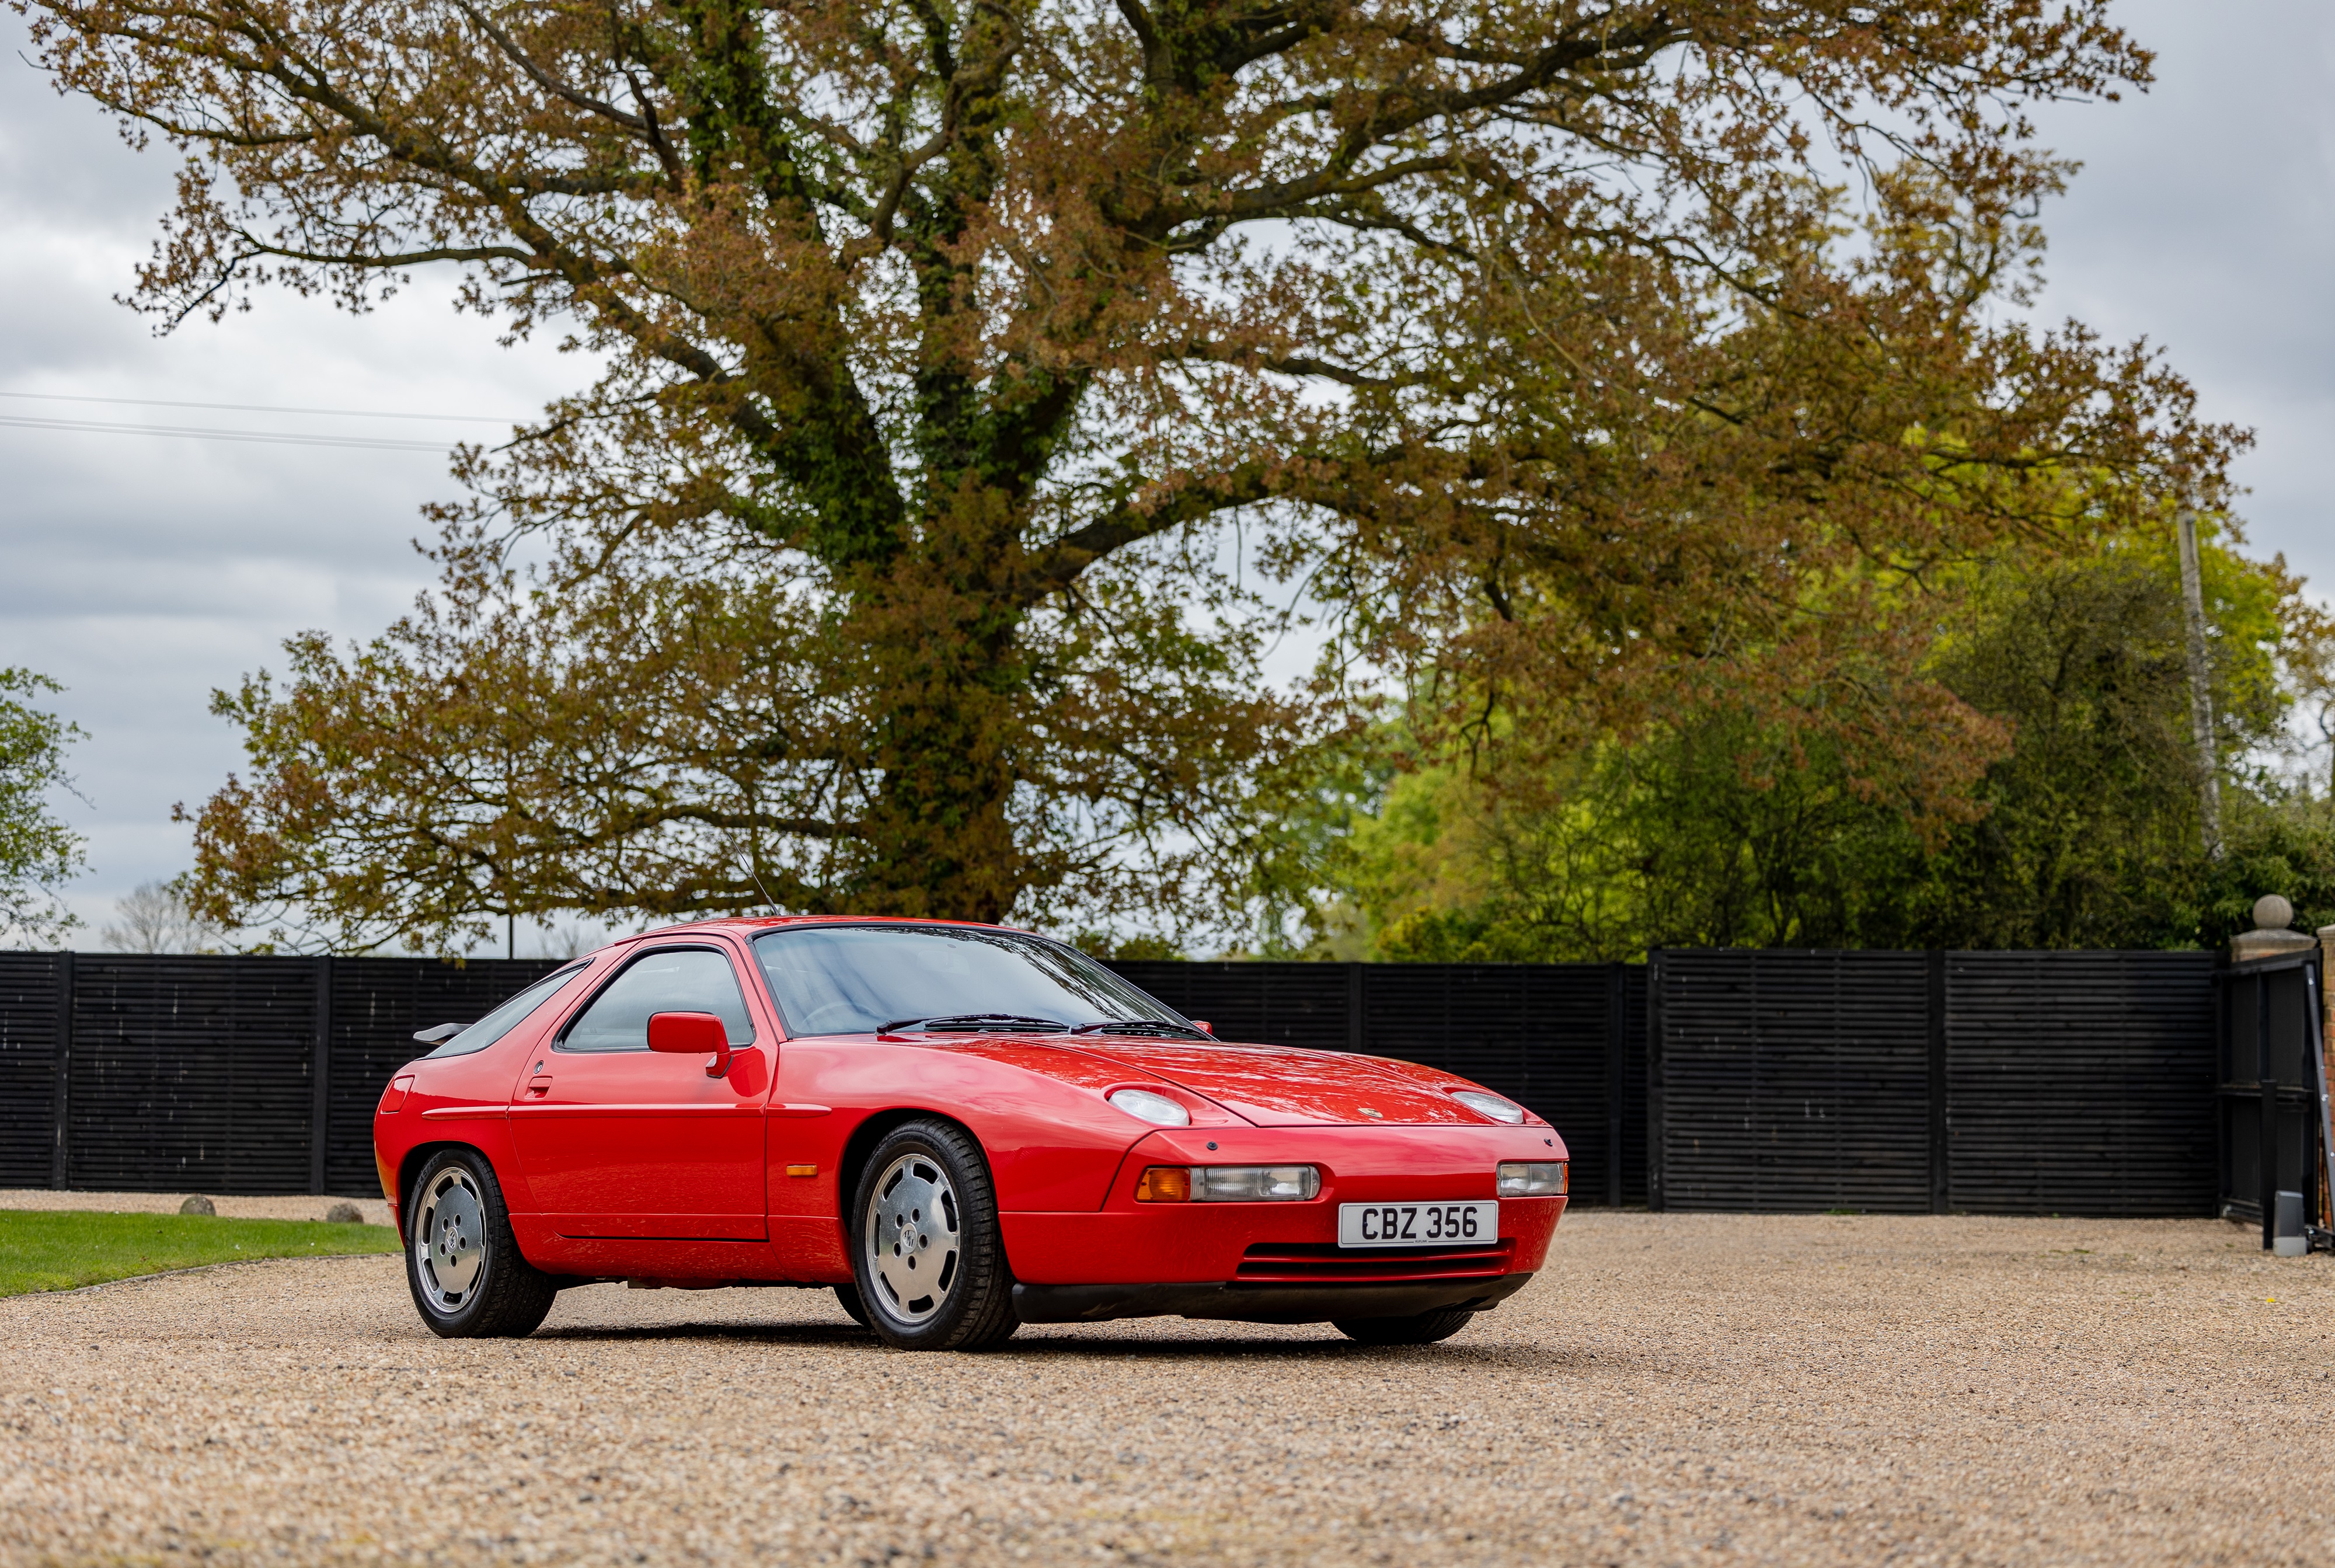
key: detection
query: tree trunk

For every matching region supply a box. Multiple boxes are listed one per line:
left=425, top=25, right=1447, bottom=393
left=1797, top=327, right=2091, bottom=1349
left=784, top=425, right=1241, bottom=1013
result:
left=846, top=510, right=1035, bottom=922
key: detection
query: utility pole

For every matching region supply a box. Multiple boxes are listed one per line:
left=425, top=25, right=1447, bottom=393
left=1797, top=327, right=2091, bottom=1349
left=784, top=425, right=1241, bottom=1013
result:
left=2176, top=511, right=2224, bottom=859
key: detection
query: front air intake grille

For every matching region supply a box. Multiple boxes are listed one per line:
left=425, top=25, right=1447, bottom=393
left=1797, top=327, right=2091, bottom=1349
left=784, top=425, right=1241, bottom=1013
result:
left=1233, top=1239, right=1515, bottom=1284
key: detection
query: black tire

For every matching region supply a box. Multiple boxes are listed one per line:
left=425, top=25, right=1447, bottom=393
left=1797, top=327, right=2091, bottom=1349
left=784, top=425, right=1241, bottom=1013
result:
left=1333, top=1306, right=1477, bottom=1346
left=403, top=1148, right=558, bottom=1339
left=849, top=1118, right=1018, bottom=1351
left=835, top=1281, right=872, bottom=1329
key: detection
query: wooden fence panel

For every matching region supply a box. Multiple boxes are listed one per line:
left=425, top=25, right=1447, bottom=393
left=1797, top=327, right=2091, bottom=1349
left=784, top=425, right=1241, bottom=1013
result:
left=0, top=953, right=63, bottom=1187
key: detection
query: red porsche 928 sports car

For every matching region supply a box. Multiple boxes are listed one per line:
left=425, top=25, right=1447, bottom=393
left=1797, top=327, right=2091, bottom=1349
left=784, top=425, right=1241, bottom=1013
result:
left=374, top=918, right=1569, bottom=1350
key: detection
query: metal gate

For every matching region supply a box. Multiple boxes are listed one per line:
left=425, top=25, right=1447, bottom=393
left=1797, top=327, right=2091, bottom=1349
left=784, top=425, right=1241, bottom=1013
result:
left=2216, top=952, right=2334, bottom=1249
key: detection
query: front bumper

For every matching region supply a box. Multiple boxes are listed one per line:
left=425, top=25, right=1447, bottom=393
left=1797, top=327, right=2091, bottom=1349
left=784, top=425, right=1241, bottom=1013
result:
left=1003, top=1121, right=1569, bottom=1285
left=1012, top=1271, right=1534, bottom=1325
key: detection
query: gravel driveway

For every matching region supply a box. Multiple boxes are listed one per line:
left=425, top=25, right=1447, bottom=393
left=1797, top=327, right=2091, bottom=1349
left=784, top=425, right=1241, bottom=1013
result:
left=1, top=1210, right=2327, bottom=1565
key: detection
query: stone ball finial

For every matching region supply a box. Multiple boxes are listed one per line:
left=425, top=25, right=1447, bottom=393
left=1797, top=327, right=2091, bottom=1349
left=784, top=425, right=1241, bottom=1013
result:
left=2253, top=893, right=2295, bottom=931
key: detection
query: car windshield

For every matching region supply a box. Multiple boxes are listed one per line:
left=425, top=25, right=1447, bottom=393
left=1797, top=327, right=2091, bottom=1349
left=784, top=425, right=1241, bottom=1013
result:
left=752, top=925, right=1187, bottom=1037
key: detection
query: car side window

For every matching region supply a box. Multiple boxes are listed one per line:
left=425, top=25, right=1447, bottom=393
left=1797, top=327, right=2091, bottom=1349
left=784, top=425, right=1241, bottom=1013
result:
left=558, top=947, right=757, bottom=1053
left=423, top=961, right=590, bottom=1058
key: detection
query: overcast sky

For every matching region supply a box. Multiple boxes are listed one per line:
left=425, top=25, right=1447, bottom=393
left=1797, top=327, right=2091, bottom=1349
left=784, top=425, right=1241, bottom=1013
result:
left=2, top=0, right=2330, bottom=947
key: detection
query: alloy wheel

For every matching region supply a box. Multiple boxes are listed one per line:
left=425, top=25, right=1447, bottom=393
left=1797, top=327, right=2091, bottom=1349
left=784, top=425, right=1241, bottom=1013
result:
left=865, top=1151, right=962, bottom=1324
left=414, top=1165, right=487, bottom=1312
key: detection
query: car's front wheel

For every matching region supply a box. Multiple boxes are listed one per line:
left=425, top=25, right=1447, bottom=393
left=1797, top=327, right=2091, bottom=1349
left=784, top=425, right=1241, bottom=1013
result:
left=404, top=1148, right=557, bottom=1339
left=849, top=1119, right=1017, bottom=1351
left=1333, top=1306, right=1477, bottom=1346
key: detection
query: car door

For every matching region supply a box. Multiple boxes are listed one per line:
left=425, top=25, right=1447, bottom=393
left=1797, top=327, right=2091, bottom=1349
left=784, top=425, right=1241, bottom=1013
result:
left=508, top=942, right=771, bottom=1239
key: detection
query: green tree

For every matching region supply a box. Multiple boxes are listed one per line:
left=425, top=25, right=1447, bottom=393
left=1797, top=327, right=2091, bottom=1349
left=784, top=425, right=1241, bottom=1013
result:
left=0, top=670, right=88, bottom=947
left=25, top=0, right=2235, bottom=949
left=1329, top=712, right=1938, bottom=961
left=1323, top=529, right=2333, bottom=957
left=1911, top=528, right=2300, bottom=947
left=2188, top=801, right=2335, bottom=950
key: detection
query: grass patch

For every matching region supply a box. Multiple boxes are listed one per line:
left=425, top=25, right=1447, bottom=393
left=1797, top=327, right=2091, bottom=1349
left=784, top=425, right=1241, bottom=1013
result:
left=0, top=1209, right=401, bottom=1297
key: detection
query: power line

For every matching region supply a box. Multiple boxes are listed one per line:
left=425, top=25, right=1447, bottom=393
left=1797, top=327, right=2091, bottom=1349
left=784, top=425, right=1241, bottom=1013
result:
left=0, top=390, right=521, bottom=423
left=0, top=412, right=456, bottom=452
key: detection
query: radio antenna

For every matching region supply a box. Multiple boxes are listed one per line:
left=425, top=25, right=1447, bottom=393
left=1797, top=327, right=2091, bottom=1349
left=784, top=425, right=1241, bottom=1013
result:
left=745, top=862, right=782, bottom=915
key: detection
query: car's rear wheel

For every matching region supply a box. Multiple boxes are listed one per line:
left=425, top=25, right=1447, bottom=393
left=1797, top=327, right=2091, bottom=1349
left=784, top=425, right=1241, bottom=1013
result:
left=1333, top=1306, right=1477, bottom=1346
left=405, top=1148, right=557, bottom=1339
left=834, top=1281, right=872, bottom=1329
left=849, top=1119, right=1017, bottom=1351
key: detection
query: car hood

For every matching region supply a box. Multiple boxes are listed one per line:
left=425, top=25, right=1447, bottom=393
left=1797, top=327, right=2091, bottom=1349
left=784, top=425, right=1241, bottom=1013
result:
left=1061, top=1037, right=1494, bottom=1127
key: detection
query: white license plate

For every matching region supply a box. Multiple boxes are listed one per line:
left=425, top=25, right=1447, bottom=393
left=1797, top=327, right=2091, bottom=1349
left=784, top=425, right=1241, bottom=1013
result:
left=1337, top=1201, right=1498, bottom=1248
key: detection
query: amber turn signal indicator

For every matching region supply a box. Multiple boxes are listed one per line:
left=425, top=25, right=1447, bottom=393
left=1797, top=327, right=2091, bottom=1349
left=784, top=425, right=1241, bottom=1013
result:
left=785, top=1163, right=818, bottom=1178
left=1135, top=1166, right=1191, bottom=1203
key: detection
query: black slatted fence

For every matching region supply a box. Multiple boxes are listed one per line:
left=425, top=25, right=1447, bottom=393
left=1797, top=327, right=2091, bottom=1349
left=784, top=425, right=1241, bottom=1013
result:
left=65, top=956, right=319, bottom=1196
left=1650, top=950, right=1933, bottom=1213
left=0, top=953, right=64, bottom=1187
left=1947, top=951, right=2218, bottom=1217
left=1649, top=948, right=2222, bottom=1216
left=0, top=946, right=2233, bottom=1215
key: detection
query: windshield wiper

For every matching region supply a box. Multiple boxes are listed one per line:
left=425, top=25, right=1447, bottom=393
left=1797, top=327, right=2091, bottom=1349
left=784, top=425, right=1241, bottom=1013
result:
left=1071, top=1019, right=1212, bottom=1039
left=879, top=1013, right=1071, bottom=1034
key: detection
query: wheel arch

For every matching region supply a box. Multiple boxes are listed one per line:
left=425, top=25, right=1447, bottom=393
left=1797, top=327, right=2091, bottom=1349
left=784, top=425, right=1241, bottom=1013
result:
left=835, top=1107, right=991, bottom=1223
left=395, top=1140, right=500, bottom=1240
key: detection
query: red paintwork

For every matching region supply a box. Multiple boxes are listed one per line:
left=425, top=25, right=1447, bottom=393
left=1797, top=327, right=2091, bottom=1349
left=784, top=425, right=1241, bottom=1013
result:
left=1062, top=1039, right=1489, bottom=1126
left=373, top=917, right=1570, bottom=1297
left=508, top=1041, right=769, bottom=1239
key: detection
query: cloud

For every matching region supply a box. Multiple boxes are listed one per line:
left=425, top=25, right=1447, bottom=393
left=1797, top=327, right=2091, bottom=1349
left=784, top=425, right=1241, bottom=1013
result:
left=2025, top=0, right=2335, bottom=591
left=0, top=9, right=580, bottom=939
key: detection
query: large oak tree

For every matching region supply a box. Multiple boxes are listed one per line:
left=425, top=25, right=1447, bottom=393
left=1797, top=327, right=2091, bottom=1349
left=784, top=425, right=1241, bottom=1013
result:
left=21, top=0, right=2236, bottom=949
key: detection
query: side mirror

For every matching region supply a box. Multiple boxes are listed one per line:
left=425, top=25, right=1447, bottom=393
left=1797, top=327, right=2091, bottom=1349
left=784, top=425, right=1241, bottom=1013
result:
left=648, top=1011, right=732, bottom=1077
left=1191, top=1019, right=1214, bottom=1037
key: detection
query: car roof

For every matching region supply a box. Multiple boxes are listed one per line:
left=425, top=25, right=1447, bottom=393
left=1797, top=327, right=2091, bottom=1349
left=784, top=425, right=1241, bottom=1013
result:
left=612, top=915, right=1037, bottom=946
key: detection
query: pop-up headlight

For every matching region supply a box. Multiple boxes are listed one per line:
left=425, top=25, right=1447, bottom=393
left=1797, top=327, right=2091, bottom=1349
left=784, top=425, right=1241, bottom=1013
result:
left=1452, top=1089, right=1526, bottom=1124
left=1107, top=1088, right=1191, bottom=1127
